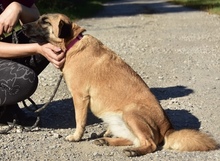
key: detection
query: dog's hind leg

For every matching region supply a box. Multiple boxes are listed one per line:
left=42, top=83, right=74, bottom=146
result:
left=121, top=109, right=158, bottom=157
left=93, top=137, right=133, bottom=146
left=94, top=108, right=158, bottom=156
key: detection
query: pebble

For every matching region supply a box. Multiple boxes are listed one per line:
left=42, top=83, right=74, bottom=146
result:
left=93, top=152, right=102, bottom=157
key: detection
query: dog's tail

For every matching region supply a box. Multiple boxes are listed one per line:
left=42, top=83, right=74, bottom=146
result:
left=163, top=129, right=218, bottom=151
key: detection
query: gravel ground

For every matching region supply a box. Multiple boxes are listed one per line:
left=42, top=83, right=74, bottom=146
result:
left=1, top=0, right=220, bottom=160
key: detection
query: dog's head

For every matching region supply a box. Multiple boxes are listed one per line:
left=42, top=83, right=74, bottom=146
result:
left=23, top=13, right=85, bottom=48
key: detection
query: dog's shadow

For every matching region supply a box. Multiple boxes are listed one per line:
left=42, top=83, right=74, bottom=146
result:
left=150, top=85, right=194, bottom=101
left=151, top=85, right=200, bottom=129
left=165, top=109, right=200, bottom=130
left=36, top=85, right=200, bottom=130
left=37, top=98, right=101, bottom=129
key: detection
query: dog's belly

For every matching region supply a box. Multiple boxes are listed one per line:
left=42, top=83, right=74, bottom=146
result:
left=101, top=112, right=140, bottom=146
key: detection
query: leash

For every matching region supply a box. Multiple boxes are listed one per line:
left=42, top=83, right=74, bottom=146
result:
left=22, top=74, right=63, bottom=132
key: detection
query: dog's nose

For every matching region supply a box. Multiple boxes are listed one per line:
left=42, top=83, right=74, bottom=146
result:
left=22, top=23, right=33, bottom=31
left=21, top=24, right=31, bottom=36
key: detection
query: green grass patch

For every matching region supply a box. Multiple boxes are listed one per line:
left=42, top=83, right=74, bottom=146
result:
left=36, top=0, right=109, bottom=20
left=169, top=0, right=220, bottom=14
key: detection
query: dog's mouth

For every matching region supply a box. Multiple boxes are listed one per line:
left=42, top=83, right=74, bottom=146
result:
left=22, top=25, right=48, bottom=43
left=30, top=37, right=47, bottom=43
left=22, top=30, right=48, bottom=43
left=24, top=34, right=46, bottom=43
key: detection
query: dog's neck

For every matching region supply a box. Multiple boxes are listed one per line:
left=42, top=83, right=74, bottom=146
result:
left=64, top=24, right=86, bottom=51
left=66, top=34, right=83, bottom=51
left=57, top=24, right=85, bottom=51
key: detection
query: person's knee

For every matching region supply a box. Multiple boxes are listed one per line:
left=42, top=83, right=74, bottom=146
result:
left=8, top=65, right=39, bottom=103
left=0, top=60, right=39, bottom=105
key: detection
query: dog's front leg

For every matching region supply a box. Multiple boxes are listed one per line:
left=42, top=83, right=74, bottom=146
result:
left=65, top=94, right=89, bottom=142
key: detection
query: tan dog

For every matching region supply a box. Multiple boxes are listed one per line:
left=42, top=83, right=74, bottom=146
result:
left=23, top=13, right=218, bottom=157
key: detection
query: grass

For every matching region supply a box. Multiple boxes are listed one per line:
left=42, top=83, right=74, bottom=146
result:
left=169, top=0, right=220, bottom=14
left=36, top=0, right=109, bottom=20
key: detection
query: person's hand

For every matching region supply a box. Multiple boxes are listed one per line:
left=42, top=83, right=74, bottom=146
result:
left=0, top=2, right=22, bottom=35
left=38, top=43, right=66, bottom=69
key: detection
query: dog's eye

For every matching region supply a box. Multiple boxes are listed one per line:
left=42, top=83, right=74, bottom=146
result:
left=41, top=17, right=51, bottom=25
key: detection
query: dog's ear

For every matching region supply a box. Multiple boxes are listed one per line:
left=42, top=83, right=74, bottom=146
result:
left=58, top=20, right=72, bottom=38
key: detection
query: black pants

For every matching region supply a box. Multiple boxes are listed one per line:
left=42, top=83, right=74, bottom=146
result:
left=0, top=30, right=49, bottom=106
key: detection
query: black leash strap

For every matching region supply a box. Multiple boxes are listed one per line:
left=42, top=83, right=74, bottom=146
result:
left=12, top=29, right=19, bottom=44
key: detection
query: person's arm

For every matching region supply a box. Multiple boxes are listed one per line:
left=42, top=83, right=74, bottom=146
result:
left=0, top=2, right=40, bottom=34
left=0, top=41, right=65, bottom=69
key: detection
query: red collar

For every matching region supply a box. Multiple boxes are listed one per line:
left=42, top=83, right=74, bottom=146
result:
left=66, top=34, right=83, bottom=51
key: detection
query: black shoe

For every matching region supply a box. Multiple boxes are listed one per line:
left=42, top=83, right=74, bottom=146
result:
left=0, top=104, right=37, bottom=126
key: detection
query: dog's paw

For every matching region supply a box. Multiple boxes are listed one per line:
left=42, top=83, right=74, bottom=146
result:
left=65, top=134, right=80, bottom=142
left=93, top=138, right=109, bottom=146
left=123, top=148, right=138, bottom=157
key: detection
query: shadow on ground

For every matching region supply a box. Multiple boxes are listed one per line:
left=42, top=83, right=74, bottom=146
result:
left=165, top=109, right=200, bottom=130
left=38, top=98, right=101, bottom=129
left=95, top=0, right=196, bottom=18
left=151, top=85, right=194, bottom=100
left=37, top=85, right=199, bottom=130
left=151, top=86, right=200, bottom=129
